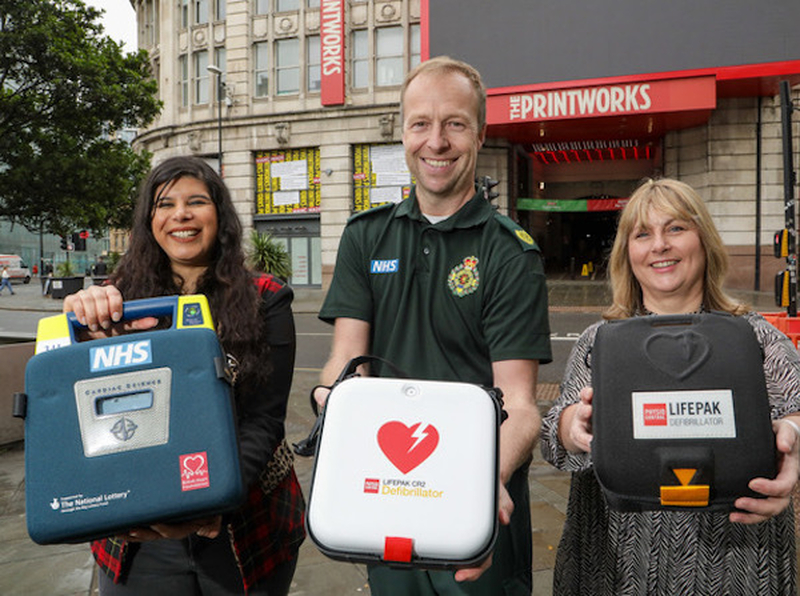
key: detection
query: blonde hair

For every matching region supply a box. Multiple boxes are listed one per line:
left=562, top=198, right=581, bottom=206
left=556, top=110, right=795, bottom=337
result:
left=400, top=56, right=487, bottom=130
left=604, top=178, right=748, bottom=319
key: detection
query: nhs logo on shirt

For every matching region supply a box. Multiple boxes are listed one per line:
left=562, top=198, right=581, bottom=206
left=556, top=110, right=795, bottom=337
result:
left=90, top=340, right=153, bottom=372
left=370, top=259, right=399, bottom=274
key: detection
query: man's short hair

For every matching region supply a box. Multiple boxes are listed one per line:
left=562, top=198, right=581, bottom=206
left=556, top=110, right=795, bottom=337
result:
left=401, top=56, right=487, bottom=130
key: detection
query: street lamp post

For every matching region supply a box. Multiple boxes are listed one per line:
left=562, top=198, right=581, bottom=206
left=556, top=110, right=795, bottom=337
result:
left=207, top=64, right=225, bottom=175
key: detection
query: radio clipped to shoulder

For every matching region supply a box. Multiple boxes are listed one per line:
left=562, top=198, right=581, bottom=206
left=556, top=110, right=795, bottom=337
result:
left=591, top=312, right=777, bottom=512
left=14, top=295, right=244, bottom=545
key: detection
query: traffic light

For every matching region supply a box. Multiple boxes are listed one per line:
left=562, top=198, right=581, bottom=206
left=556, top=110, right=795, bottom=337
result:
left=60, top=236, right=68, bottom=250
left=774, top=229, right=794, bottom=258
left=72, top=231, right=87, bottom=251
left=480, top=176, right=499, bottom=201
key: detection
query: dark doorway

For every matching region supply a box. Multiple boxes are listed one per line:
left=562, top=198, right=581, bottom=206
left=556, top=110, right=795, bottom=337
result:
left=542, top=210, right=619, bottom=278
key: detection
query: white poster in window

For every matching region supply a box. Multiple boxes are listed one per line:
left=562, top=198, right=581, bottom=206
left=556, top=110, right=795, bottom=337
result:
left=273, top=191, right=300, bottom=206
left=279, top=175, right=309, bottom=191
left=271, top=160, right=308, bottom=179
left=370, top=186, right=403, bottom=204
left=370, top=144, right=408, bottom=176
left=375, top=172, right=411, bottom=187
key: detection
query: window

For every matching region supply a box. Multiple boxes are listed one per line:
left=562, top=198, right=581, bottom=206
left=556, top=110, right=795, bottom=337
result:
left=276, top=38, right=300, bottom=95
left=181, top=0, right=189, bottom=28
left=216, top=0, right=226, bottom=20
left=179, top=55, right=189, bottom=107
left=213, top=48, right=226, bottom=102
left=351, top=30, right=368, bottom=89
left=193, top=50, right=209, bottom=104
left=277, top=0, right=299, bottom=10
left=306, top=36, right=321, bottom=93
left=307, top=0, right=320, bottom=7
left=376, top=27, right=403, bottom=86
left=144, top=0, right=158, bottom=47
left=255, top=0, right=269, bottom=15
left=254, top=42, right=269, bottom=97
left=410, top=24, right=421, bottom=69
left=194, top=0, right=208, bottom=24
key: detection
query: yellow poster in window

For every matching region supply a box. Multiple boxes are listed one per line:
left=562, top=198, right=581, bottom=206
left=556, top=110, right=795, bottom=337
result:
left=254, top=148, right=321, bottom=215
left=352, top=143, right=414, bottom=212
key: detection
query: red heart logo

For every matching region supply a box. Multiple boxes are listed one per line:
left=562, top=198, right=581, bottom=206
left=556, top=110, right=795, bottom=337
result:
left=377, top=421, right=439, bottom=474
left=183, top=455, right=206, bottom=474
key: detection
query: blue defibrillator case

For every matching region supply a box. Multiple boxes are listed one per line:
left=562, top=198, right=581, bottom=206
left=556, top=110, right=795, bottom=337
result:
left=16, top=295, right=244, bottom=545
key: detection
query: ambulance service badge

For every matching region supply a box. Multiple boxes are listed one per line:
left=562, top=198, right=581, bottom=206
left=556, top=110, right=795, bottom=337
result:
left=447, top=256, right=480, bottom=297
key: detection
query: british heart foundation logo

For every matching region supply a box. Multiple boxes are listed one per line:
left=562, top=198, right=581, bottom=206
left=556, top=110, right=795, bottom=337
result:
left=180, top=452, right=210, bottom=491
left=377, top=421, right=439, bottom=474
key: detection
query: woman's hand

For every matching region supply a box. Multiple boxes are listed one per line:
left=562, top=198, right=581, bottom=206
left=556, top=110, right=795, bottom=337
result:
left=730, top=417, right=800, bottom=524
left=63, top=285, right=157, bottom=338
left=116, top=516, right=223, bottom=542
left=559, top=387, right=594, bottom=454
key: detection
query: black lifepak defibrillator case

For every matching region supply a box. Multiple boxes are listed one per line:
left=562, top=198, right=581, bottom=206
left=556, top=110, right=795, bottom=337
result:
left=304, top=358, right=502, bottom=569
left=14, top=295, right=244, bottom=545
left=591, top=312, right=777, bottom=512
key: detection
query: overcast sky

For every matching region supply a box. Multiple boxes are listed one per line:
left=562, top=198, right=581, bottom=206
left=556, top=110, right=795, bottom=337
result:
left=85, top=0, right=137, bottom=51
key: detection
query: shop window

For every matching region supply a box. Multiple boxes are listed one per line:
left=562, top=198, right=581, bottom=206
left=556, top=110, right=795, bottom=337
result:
left=351, top=29, right=368, bottom=89
left=212, top=48, right=226, bottom=101
left=255, top=148, right=321, bottom=215
left=307, top=35, right=321, bottom=93
left=179, top=55, right=189, bottom=107
left=353, top=143, right=414, bottom=212
left=193, top=50, right=209, bottom=104
left=376, top=27, right=403, bottom=87
left=410, top=24, right=421, bottom=69
left=194, top=0, right=209, bottom=24
left=276, top=38, right=300, bottom=95
left=278, top=236, right=322, bottom=287
left=254, top=42, right=269, bottom=97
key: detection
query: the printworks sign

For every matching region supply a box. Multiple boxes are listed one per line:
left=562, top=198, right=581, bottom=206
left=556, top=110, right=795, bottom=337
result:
left=488, top=76, right=716, bottom=124
left=320, top=0, right=345, bottom=106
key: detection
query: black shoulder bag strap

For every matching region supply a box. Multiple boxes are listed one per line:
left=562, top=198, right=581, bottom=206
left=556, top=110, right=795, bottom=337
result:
left=292, top=355, right=409, bottom=457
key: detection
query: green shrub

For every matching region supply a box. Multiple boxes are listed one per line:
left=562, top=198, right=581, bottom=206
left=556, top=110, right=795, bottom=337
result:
left=247, top=230, right=292, bottom=281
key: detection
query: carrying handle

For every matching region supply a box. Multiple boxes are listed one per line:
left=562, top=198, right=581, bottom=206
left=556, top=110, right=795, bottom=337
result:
left=334, top=355, right=409, bottom=384
left=292, top=355, right=409, bottom=457
left=65, top=296, right=181, bottom=332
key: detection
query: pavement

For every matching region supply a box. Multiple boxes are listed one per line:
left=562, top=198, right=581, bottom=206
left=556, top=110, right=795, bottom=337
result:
left=0, top=277, right=780, bottom=595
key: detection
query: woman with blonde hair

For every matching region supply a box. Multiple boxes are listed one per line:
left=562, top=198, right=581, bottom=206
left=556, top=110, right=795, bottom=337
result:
left=541, top=177, right=800, bottom=595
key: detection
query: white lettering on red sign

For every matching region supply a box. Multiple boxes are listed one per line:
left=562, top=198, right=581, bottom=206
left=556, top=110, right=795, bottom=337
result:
left=320, top=0, right=345, bottom=105
left=509, top=84, right=652, bottom=121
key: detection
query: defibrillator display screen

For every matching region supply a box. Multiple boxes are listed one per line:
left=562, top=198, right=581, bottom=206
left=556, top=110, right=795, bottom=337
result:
left=96, top=391, right=154, bottom=415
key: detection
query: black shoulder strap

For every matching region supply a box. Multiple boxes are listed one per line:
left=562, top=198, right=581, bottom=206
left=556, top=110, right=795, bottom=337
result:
left=292, top=355, right=408, bottom=457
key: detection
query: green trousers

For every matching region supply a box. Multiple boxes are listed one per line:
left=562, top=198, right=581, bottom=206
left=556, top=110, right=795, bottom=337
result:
left=367, top=463, right=532, bottom=596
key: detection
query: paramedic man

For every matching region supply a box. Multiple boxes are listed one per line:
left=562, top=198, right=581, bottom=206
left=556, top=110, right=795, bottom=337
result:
left=315, top=56, right=552, bottom=595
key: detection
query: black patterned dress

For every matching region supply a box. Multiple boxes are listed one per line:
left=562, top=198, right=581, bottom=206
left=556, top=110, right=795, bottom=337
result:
left=541, top=312, right=799, bottom=596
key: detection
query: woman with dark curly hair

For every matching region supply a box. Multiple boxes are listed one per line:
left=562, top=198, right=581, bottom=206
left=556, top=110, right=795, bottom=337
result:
left=64, top=155, right=305, bottom=595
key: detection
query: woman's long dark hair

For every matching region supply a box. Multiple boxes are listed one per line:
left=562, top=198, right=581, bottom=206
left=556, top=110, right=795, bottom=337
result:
left=111, top=156, right=269, bottom=395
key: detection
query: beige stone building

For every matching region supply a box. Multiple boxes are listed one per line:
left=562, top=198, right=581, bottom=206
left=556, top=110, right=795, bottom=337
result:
left=132, top=0, right=449, bottom=288
left=130, top=0, right=800, bottom=294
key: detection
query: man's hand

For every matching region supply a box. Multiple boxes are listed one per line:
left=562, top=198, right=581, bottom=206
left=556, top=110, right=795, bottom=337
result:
left=454, top=484, right=514, bottom=582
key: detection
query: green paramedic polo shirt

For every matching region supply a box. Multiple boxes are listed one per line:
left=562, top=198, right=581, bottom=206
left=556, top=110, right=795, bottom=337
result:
left=319, top=186, right=552, bottom=386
